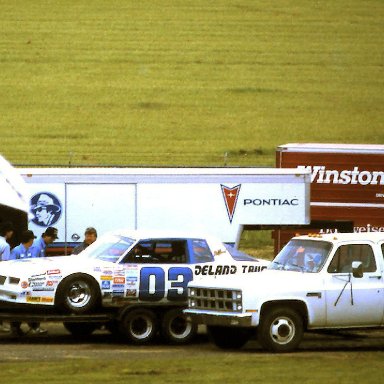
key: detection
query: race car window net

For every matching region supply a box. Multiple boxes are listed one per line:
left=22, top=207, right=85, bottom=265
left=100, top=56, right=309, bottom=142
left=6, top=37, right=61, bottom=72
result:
left=82, top=235, right=135, bottom=263
left=191, top=239, right=214, bottom=263
left=269, top=239, right=332, bottom=273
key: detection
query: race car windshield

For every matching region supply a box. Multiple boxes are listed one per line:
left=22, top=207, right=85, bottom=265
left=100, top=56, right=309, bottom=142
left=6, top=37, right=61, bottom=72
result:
left=81, top=235, right=135, bottom=263
left=269, top=239, right=332, bottom=273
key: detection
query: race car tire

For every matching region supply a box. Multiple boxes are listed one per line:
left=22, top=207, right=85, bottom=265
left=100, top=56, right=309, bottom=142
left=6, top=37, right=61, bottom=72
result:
left=208, top=326, right=253, bottom=349
left=119, top=308, right=158, bottom=344
left=56, top=273, right=101, bottom=314
left=63, top=322, right=99, bottom=337
left=258, top=306, right=303, bottom=353
left=160, top=308, right=198, bottom=344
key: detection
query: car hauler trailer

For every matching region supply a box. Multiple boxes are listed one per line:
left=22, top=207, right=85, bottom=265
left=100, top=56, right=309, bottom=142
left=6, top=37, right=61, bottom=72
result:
left=275, top=143, right=384, bottom=252
left=18, top=167, right=310, bottom=255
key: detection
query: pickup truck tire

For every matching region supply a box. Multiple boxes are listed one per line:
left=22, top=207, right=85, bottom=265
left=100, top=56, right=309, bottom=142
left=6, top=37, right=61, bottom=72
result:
left=119, top=308, right=158, bottom=344
left=63, top=322, right=99, bottom=337
left=208, top=326, right=253, bottom=349
left=56, top=274, right=100, bottom=314
left=258, top=306, right=303, bottom=352
left=161, top=308, right=198, bottom=344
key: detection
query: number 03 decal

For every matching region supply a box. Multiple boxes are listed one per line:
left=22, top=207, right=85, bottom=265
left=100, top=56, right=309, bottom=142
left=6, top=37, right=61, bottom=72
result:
left=139, top=267, right=193, bottom=302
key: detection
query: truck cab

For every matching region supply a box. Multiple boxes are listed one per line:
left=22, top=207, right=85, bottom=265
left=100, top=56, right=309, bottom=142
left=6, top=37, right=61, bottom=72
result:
left=186, top=232, right=384, bottom=352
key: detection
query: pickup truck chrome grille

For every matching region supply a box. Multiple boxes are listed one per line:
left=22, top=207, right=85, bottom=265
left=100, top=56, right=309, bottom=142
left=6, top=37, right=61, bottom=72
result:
left=188, top=287, right=243, bottom=312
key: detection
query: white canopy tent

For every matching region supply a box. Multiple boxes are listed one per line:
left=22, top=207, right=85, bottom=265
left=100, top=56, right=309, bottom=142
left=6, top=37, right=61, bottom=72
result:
left=0, top=155, right=29, bottom=246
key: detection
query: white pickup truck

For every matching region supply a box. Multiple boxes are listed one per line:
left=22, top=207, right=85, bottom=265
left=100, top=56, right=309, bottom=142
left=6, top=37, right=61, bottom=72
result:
left=185, top=232, right=384, bottom=352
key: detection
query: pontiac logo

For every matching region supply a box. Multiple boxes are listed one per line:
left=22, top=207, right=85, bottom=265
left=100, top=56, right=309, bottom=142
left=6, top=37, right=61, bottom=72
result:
left=221, top=184, right=241, bottom=223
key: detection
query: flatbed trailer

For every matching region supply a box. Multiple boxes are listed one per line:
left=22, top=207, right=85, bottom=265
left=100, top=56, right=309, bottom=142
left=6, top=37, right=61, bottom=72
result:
left=0, top=308, right=114, bottom=324
left=0, top=303, right=117, bottom=336
left=0, top=302, right=195, bottom=342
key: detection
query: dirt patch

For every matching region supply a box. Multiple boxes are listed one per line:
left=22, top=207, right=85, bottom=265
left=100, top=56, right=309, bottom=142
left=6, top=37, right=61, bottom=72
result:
left=0, top=323, right=383, bottom=362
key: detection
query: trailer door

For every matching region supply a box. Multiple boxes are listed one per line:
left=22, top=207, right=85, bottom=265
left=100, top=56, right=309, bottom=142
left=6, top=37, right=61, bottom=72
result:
left=66, top=184, right=136, bottom=243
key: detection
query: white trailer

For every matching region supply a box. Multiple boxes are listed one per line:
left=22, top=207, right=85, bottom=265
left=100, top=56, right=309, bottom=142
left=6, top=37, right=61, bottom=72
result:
left=18, top=168, right=310, bottom=254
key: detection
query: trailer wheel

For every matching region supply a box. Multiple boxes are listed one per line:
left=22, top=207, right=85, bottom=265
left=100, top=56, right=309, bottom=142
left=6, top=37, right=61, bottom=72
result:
left=63, top=322, right=99, bottom=337
left=161, top=309, right=197, bottom=344
left=119, top=308, right=158, bottom=344
left=208, top=326, right=253, bottom=349
left=56, top=274, right=100, bottom=314
left=258, top=306, right=303, bottom=352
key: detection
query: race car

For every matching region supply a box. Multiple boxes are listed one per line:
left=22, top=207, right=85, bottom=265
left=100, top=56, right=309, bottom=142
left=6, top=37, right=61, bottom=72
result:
left=0, top=230, right=269, bottom=343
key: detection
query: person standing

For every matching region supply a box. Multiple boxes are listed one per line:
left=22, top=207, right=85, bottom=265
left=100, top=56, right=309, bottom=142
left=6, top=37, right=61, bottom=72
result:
left=0, top=221, right=14, bottom=332
left=9, top=230, right=41, bottom=336
left=7, top=229, right=48, bottom=336
left=72, top=227, right=97, bottom=255
left=14, top=226, right=58, bottom=336
left=9, top=230, right=35, bottom=260
left=30, top=226, right=58, bottom=258
left=0, top=221, right=14, bottom=261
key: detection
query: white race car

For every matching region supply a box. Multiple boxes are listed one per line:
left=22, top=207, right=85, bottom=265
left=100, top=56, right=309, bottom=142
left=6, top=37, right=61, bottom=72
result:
left=0, top=230, right=268, bottom=342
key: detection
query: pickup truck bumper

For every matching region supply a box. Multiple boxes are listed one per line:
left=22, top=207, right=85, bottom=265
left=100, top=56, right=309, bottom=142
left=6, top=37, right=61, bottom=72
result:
left=184, top=309, right=253, bottom=327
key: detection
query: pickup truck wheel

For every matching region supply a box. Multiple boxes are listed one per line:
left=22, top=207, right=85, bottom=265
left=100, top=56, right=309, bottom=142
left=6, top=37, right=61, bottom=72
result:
left=63, top=322, right=99, bottom=337
left=119, top=308, right=158, bottom=344
left=161, top=309, right=198, bottom=344
left=208, top=326, right=253, bottom=349
left=259, top=307, right=303, bottom=352
left=56, top=274, right=100, bottom=314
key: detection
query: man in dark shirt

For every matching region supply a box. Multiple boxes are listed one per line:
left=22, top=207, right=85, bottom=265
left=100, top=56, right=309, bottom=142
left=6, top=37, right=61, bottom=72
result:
left=72, top=227, right=97, bottom=255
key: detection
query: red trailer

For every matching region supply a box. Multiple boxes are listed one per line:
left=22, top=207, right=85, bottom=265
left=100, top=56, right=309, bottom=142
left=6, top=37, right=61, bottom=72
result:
left=275, top=143, right=384, bottom=252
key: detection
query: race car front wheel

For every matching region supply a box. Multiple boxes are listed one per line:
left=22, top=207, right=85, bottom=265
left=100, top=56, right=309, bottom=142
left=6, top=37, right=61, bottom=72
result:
left=160, top=308, right=198, bottom=344
left=119, top=308, right=158, bottom=344
left=56, top=273, right=100, bottom=314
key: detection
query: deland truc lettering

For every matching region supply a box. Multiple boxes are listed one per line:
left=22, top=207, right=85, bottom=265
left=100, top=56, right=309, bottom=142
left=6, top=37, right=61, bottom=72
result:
left=195, top=265, right=237, bottom=276
left=194, top=264, right=267, bottom=275
left=242, top=265, right=267, bottom=273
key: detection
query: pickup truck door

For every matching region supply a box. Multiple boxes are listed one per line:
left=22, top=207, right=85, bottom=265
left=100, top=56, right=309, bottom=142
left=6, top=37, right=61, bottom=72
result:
left=324, top=242, right=384, bottom=327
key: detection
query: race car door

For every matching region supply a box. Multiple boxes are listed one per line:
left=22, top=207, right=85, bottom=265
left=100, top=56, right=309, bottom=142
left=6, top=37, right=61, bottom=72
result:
left=120, top=239, right=194, bottom=303
left=324, top=242, right=384, bottom=326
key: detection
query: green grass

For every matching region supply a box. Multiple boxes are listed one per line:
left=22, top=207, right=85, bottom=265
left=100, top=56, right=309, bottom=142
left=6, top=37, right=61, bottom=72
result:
left=0, top=352, right=384, bottom=384
left=0, top=0, right=383, bottom=166
left=1, top=353, right=384, bottom=384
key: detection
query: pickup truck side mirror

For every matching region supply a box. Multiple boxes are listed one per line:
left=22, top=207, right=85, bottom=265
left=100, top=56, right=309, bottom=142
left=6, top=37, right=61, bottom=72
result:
left=352, top=261, right=363, bottom=278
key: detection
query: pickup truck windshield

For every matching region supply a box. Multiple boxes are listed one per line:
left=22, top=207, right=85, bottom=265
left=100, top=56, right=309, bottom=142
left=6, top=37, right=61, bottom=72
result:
left=80, top=235, right=135, bottom=263
left=269, top=239, right=332, bottom=273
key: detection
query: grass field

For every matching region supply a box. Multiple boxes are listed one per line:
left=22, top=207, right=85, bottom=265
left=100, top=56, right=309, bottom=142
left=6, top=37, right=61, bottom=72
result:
left=0, top=0, right=383, bottom=166
left=2, top=352, right=384, bottom=384
left=0, top=1, right=383, bottom=382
